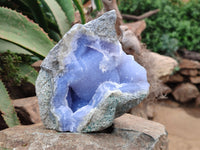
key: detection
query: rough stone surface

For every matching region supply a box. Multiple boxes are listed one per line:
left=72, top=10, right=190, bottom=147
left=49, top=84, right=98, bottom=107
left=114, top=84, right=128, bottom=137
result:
left=146, top=103, right=155, bottom=119
left=130, top=102, right=148, bottom=119
left=31, top=60, right=42, bottom=72
left=190, top=76, right=200, bottom=84
left=172, top=83, right=199, bottom=102
left=148, top=52, right=178, bottom=82
left=180, top=69, right=198, bottom=76
left=168, top=73, right=184, bottom=83
left=0, top=114, right=168, bottom=150
left=195, top=95, right=200, bottom=107
left=161, top=84, right=172, bottom=95
left=13, top=96, right=41, bottom=124
left=36, top=10, right=149, bottom=132
left=179, top=59, right=200, bottom=69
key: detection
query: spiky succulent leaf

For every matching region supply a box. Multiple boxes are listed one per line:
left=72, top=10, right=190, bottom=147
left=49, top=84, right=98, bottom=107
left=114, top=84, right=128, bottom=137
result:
left=17, top=0, right=48, bottom=32
left=55, top=0, right=75, bottom=24
left=0, top=80, right=20, bottom=127
left=43, top=0, right=70, bottom=36
left=48, top=29, right=61, bottom=42
left=73, top=0, right=86, bottom=24
left=0, top=7, right=54, bottom=58
left=0, top=39, right=32, bottom=55
left=94, top=0, right=103, bottom=11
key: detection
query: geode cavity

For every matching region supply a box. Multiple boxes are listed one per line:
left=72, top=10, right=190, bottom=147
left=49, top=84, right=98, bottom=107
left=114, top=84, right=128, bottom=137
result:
left=36, top=10, right=149, bottom=132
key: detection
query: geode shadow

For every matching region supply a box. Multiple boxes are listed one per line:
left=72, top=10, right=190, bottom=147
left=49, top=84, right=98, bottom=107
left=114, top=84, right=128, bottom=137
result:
left=36, top=10, right=149, bottom=132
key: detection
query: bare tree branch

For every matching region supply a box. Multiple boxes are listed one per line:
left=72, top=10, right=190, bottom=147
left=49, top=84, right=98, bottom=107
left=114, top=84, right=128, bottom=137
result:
left=122, top=9, right=160, bottom=21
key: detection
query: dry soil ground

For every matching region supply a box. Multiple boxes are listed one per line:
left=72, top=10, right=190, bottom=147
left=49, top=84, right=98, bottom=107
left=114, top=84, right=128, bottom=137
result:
left=153, top=101, right=200, bottom=150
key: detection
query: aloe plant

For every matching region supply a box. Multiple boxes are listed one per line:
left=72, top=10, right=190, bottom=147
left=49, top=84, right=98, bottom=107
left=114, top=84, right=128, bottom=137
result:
left=0, top=39, right=32, bottom=55
left=0, top=7, right=53, bottom=128
left=73, top=0, right=86, bottom=24
left=94, top=0, right=103, bottom=11
left=55, top=0, right=75, bottom=25
left=0, top=7, right=55, bottom=58
left=44, top=0, right=71, bottom=36
left=0, top=80, right=20, bottom=127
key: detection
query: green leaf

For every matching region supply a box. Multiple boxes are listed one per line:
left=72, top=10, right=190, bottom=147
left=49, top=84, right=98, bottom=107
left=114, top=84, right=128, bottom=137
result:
left=81, top=0, right=89, bottom=4
left=0, top=7, right=54, bottom=58
left=43, top=0, right=70, bottom=36
left=17, top=0, right=49, bottom=32
left=73, top=0, right=86, bottom=24
left=0, top=80, right=20, bottom=127
left=55, top=0, right=75, bottom=24
left=0, top=39, right=32, bottom=55
left=48, top=29, right=61, bottom=42
left=94, top=0, right=103, bottom=11
left=18, top=64, right=38, bottom=85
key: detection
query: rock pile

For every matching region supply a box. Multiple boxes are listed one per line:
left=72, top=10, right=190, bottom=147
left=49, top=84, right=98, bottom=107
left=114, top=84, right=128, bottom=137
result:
left=165, top=58, right=200, bottom=105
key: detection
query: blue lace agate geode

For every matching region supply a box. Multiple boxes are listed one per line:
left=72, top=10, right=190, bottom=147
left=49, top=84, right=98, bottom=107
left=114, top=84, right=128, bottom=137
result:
left=36, top=10, right=149, bottom=132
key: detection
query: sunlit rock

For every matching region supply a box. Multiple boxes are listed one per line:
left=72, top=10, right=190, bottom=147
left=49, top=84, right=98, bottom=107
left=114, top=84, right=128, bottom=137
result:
left=36, top=10, right=149, bottom=132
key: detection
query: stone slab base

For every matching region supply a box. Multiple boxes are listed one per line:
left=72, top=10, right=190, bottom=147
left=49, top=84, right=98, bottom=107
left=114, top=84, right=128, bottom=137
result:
left=0, top=114, right=168, bottom=150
